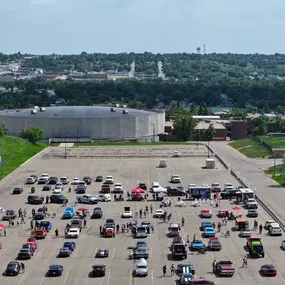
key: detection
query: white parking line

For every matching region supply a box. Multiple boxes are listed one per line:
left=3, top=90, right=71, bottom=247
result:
left=150, top=247, right=153, bottom=258
left=0, top=248, right=6, bottom=256
left=151, top=270, right=154, bottom=285
left=112, top=248, right=116, bottom=258
left=73, top=248, right=79, bottom=258
left=62, top=271, right=69, bottom=284
left=93, top=247, right=97, bottom=257
left=18, top=272, right=26, bottom=284
left=39, top=276, right=45, bottom=285
left=106, top=271, right=111, bottom=285
left=237, top=272, right=245, bottom=285
left=36, top=248, right=43, bottom=258
left=128, top=268, right=132, bottom=285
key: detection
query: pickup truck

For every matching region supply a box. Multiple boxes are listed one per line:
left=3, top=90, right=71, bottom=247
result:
left=215, top=261, right=235, bottom=276
left=246, top=236, right=264, bottom=258
left=245, top=198, right=258, bottom=209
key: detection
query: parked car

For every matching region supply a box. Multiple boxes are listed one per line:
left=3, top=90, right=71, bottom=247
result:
left=171, top=175, right=181, bottom=183
left=6, top=261, right=21, bottom=276
left=71, top=178, right=80, bottom=185
left=66, top=228, right=80, bottom=238
left=247, top=209, right=258, bottom=218
left=91, top=264, right=106, bottom=277
left=12, top=187, right=23, bottom=194
left=27, top=195, right=44, bottom=204
left=200, top=209, right=212, bottom=218
left=42, top=185, right=51, bottom=191
left=48, top=264, right=64, bottom=276
left=166, top=186, right=186, bottom=196
left=26, top=176, right=37, bottom=184
left=60, top=177, right=69, bottom=184
left=48, top=177, right=58, bottom=185
left=211, top=183, right=221, bottom=192
left=34, top=208, right=45, bottom=220
left=2, top=210, right=16, bottom=220
left=17, top=248, right=32, bottom=259
left=76, top=194, right=98, bottom=204
left=95, top=176, right=104, bottom=182
left=91, top=207, right=103, bottom=219
left=50, top=195, right=68, bottom=204
left=58, top=247, right=71, bottom=257
left=104, top=176, right=114, bottom=184
left=83, top=176, right=92, bottom=185
left=113, top=183, right=123, bottom=193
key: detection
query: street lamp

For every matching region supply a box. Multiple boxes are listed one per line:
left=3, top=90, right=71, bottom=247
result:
left=64, top=131, right=76, bottom=159
left=76, top=125, right=79, bottom=148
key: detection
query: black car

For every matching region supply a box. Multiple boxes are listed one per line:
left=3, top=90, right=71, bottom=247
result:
left=96, top=249, right=109, bottom=258
left=2, top=210, right=16, bottom=221
left=106, top=219, right=114, bottom=225
left=91, top=207, right=103, bottom=219
left=83, top=176, right=92, bottom=185
left=50, top=195, right=68, bottom=204
left=42, top=185, right=51, bottom=191
left=91, top=264, right=106, bottom=277
left=172, top=243, right=187, bottom=259
left=95, top=176, right=104, bottom=182
left=27, top=195, right=44, bottom=204
left=166, top=186, right=186, bottom=196
left=48, top=264, right=64, bottom=276
left=6, top=261, right=21, bottom=276
left=13, top=187, right=23, bottom=194
left=17, top=248, right=32, bottom=260
left=48, top=177, right=58, bottom=185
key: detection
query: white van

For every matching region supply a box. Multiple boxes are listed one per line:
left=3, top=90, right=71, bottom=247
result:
left=135, top=258, right=148, bottom=276
left=151, top=182, right=167, bottom=193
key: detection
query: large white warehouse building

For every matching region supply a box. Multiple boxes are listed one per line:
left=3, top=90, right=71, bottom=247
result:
left=0, top=106, right=165, bottom=141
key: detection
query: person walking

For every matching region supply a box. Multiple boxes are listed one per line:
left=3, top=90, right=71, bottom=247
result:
left=21, top=215, right=25, bottom=224
left=212, top=260, right=216, bottom=274
left=20, top=262, right=25, bottom=273
left=99, top=225, right=102, bottom=235
left=139, top=209, right=142, bottom=218
left=23, top=209, right=27, bottom=218
left=162, top=265, right=167, bottom=277
left=84, top=219, right=87, bottom=228
left=55, top=228, right=59, bottom=238
left=3, top=228, right=6, bottom=236
left=150, top=204, right=153, bottom=214
left=259, top=224, right=263, bottom=234
left=186, top=235, right=190, bottom=245
left=242, top=255, right=248, bottom=267
left=170, top=264, right=175, bottom=276
left=116, top=224, right=120, bottom=234
left=181, top=217, right=185, bottom=227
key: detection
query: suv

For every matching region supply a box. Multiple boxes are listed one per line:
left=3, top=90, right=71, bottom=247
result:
left=2, top=210, right=16, bottom=220
left=50, top=194, right=68, bottom=204
left=48, top=177, right=58, bottom=185
left=27, top=195, right=44, bottom=204
left=172, top=243, right=187, bottom=259
left=166, top=186, right=186, bottom=196
left=83, top=176, right=92, bottom=185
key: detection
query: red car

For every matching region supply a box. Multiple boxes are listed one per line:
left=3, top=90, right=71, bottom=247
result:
left=26, top=237, right=38, bottom=250
left=261, top=264, right=277, bottom=276
left=200, top=209, right=212, bottom=218
left=208, top=237, right=221, bottom=251
left=34, top=229, right=47, bottom=239
left=218, top=209, right=229, bottom=218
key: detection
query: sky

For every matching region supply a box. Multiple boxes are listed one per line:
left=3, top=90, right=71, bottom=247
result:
left=1, top=0, right=285, bottom=54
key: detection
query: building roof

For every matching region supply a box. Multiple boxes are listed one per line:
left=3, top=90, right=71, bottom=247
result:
left=192, top=115, right=220, bottom=120
left=195, top=122, right=226, bottom=130
left=0, top=106, right=162, bottom=119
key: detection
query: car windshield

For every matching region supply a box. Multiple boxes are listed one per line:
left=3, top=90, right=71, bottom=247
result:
left=137, top=265, right=147, bottom=269
left=211, top=241, right=220, bottom=244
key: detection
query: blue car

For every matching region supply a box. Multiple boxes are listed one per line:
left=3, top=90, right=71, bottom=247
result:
left=39, top=221, right=52, bottom=231
left=200, top=221, right=213, bottom=230
left=180, top=273, right=193, bottom=285
left=190, top=240, right=205, bottom=251
left=62, top=207, right=74, bottom=219
left=48, top=264, right=64, bottom=276
left=203, top=227, right=216, bottom=238
left=63, top=241, right=76, bottom=251
left=177, top=263, right=195, bottom=275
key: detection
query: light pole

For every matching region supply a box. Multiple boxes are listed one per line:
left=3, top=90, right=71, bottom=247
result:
left=64, top=131, right=76, bottom=159
left=76, top=125, right=79, bottom=147
left=207, top=141, right=210, bottom=158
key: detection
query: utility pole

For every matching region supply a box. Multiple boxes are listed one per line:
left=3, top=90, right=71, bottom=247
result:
left=1, top=134, right=3, bottom=178
left=65, top=132, right=67, bottom=159
left=76, top=125, right=79, bottom=147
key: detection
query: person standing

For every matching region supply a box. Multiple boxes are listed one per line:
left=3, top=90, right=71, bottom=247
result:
left=162, top=265, right=167, bottom=277
left=259, top=224, right=263, bottom=234
left=212, top=260, right=216, bottom=273
left=55, top=228, right=59, bottom=238
left=170, top=264, right=175, bottom=276
left=84, top=219, right=87, bottom=228
left=21, top=215, right=25, bottom=224
left=242, top=255, right=248, bottom=267
left=3, top=228, right=6, bottom=236
left=20, top=262, right=25, bottom=273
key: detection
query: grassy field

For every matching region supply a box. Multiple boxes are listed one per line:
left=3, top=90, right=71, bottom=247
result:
left=73, top=142, right=199, bottom=147
left=1, top=136, right=47, bottom=178
left=229, top=139, right=271, bottom=158
left=265, top=164, right=285, bottom=186
left=259, top=136, right=285, bottom=149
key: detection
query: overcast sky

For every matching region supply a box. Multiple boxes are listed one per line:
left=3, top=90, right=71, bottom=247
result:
left=1, top=0, right=285, bottom=54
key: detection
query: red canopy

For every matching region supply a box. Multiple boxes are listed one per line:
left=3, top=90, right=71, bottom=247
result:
left=131, top=187, right=145, bottom=194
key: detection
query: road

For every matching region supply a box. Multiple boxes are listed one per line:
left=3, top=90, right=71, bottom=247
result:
left=210, top=141, right=285, bottom=221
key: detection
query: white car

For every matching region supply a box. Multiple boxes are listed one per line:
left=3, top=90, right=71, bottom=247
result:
left=245, top=198, right=258, bottom=209
left=26, top=176, right=36, bottom=184
left=60, top=177, right=69, bottom=184
left=151, top=184, right=167, bottom=194
left=71, top=178, right=80, bottom=185
left=114, top=183, right=123, bottom=193
left=121, top=207, right=132, bottom=218
left=269, top=223, right=282, bottom=236
left=239, top=230, right=252, bottom=237
left=40, top=173, right=50, bottom=182
left=66, top=228, right=80, bottom=238
left=154, top=209, right=165, bottom=218
left=53, top=184, right=63, bottom=194
left=98, top=194, right=111, bottom=202
left=212, top=183, right=221, bottom=192
left=171, top=175, right=181, bottom=183
left=224, top=183, right=234, bottom=191
left=76, top=194, right=99, bottom=204
left=173, top=151, right=181, bottom=157
left=105, top=176, right=114, bottom=184
left=77, top=181, right=87, bottom=190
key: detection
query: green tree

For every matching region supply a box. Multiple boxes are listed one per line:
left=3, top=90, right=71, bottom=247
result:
left=20, top=127, right=43, bottom=144
left=0, top=123, right=7, bottom=137
left=205, top=123, right=216, bottom=142
left=251, top=116, right=268, bottom=136
left=173, top=115, right=196, bottom=141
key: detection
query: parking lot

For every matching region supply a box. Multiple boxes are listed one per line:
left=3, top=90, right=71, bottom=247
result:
left=0, top=146, right=284, bottom=285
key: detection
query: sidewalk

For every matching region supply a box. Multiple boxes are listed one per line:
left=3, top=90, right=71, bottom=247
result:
left=210, top=142, right=285, bottom=221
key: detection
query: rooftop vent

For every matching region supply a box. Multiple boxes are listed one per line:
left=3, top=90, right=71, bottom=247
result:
left=31, top=109, right=37, bottom=114
left=110, top=108, right=116, bottom=112
left=120, top=104, right=127, bottom=108
left=34, top=106, right=39, bottom=109
left=40, top=107, right=46, bottom=112
left=122, top=109, right=128, bottom=114
left=115, top=104, right=120, bottom=108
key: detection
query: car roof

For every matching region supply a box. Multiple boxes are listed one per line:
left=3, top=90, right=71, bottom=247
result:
left=92, top=264, right=105, bottom=267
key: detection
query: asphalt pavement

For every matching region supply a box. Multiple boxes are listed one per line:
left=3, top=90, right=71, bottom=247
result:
left=0, top=146, right=284, bottom=285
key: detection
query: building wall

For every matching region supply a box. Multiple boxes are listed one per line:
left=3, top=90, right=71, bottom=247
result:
left=231, top=121, right=248, bottom=140
left=214, top=129, right=227, bottom=140
left=1, top=112, right=165, bottom=140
